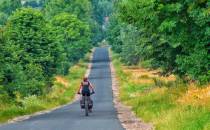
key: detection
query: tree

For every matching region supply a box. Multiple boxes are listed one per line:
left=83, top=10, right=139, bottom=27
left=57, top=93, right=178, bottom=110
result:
left=0, top=0, right=21, bottom=14
left=91, top=0, right=113, bottom=25
left=0, top=0, right=22, bottom=26
left=2, top=8, right=65, bottom=96
left=107, top=0, right=210, bottom=83
left=44, top=0, right=92, bottom=20
left=91, top=0, right=114, bottom=42
left=51, top=12, right=91, bottom=63
left=106, top=15, right=123, bottom=53
left=0, top=28, right=5, bottom=93
left=0, top=12, right=8, bottom=25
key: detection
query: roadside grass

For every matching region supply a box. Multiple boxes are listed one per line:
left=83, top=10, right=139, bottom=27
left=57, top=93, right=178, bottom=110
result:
left=0, top=53, right=90, bottom=123
left=112, top=53, right=210, bottom=130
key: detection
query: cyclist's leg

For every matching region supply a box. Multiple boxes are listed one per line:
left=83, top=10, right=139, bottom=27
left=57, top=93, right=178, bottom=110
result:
left=88, top=96, right=93, bottom=112
left=80, top=93, right=85, bottom=108
left=87, top=92, right=93, bottom=111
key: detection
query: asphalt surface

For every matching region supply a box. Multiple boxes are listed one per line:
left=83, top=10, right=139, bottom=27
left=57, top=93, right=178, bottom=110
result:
left=0, top=47, right=124, bottom=130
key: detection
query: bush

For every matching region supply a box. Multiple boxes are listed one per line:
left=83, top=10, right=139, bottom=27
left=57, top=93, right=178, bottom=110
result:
left=1, top=8, right=66, bottom=97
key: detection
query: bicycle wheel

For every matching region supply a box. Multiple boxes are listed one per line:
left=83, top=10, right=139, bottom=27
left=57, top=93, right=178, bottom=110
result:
left=85, top=96, right=89, bottom=116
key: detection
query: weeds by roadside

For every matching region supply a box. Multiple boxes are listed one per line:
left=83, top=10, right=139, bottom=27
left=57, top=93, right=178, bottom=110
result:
left=112, top=53, right=210, bottom=130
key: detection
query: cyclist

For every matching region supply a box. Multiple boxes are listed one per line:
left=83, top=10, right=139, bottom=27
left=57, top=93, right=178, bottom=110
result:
left=77, top=77, right=95, bottom=111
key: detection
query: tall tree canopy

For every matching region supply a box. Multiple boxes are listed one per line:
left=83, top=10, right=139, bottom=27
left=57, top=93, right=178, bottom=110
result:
left=107, top=0, right=210, bottom=83
left=0, top=0, right=96, bottom=98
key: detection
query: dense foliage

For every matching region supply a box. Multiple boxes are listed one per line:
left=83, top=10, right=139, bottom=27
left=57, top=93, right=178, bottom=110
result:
left=1, top=8, right=60, bottom=96
left=107, top=0, right=210, bottom=83
left=50, top=13, right=91, bottom=64
left=91, top=0, right=113, bottom=25
left=0, top=0, right=21, bottom=25
left=91, top=0, right=114, bottom=41
left=0, top=0, right=98, bottom=98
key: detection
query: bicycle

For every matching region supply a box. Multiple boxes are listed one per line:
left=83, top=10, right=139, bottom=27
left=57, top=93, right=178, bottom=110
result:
left=78, top=92, right=94, bottom=116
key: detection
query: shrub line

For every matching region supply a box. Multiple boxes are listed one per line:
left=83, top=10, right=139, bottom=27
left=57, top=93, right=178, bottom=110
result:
left=0, top=49, right=95, bottom=126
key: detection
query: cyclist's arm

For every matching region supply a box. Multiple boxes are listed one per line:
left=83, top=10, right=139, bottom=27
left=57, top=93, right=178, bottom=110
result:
left=77, top=83, right=83, bottom=93
left=89, top=83, right=94, bottom=92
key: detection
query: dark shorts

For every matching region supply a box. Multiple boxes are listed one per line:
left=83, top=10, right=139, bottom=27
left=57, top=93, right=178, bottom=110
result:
left=82, top=90, right=90, bottom=96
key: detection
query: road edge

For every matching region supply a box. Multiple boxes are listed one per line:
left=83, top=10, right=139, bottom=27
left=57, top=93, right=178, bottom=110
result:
left=109, top=48, right=154, bottom=130
left=0, top=48, right=95, bottom=126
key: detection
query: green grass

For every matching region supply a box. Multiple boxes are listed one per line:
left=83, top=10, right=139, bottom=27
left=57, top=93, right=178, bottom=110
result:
left=156, top=106, right=210, bottom=130
left=112, top=52, right=210, bottom=130
left=0, top=54, right=89, bottom=123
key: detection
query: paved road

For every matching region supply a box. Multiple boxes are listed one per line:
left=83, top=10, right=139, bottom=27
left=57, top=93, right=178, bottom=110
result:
left=0, top=47, right=124, bottom=130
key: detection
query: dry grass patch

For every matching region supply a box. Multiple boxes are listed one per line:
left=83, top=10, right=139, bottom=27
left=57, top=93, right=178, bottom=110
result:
left=112, top=53, right=210, bottom=130
left=178, top=84, right=210, bottom=107
left=122, top=66, right=177, bottom=87
left=55, top=76, right=69, bottom=88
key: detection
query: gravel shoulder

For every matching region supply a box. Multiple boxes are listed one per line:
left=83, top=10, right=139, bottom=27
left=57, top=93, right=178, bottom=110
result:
left=109, top=50, right=154, bottom=130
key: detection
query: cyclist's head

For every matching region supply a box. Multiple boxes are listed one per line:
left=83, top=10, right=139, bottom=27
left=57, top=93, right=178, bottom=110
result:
left=83, top=77, right=88, bottom=81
